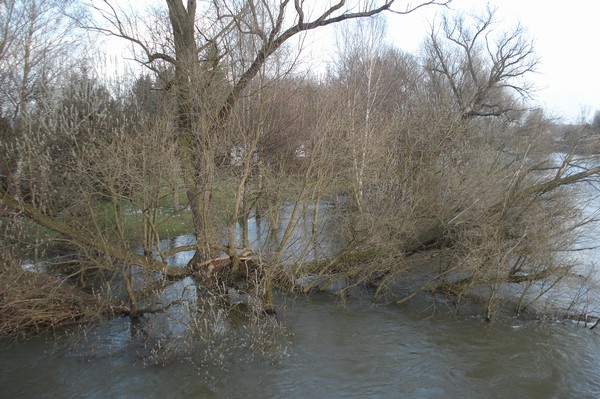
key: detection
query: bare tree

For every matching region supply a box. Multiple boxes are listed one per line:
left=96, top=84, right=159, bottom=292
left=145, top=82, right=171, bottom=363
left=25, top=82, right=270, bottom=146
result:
left=0, top=0, right=82, bottom=120
left=0, top=0, right=84, bottom=210
left=77, top=0, right=451, bottom=267
left=423, top=5, right=538, bottom=120
left=333, top=15, right=389, bottom=212
left=3, top=0, right=600, bottom=334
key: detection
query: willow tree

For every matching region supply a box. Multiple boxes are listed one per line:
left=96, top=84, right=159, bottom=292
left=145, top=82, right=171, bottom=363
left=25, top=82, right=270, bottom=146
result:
left=78, top=0, right=451, bottom=268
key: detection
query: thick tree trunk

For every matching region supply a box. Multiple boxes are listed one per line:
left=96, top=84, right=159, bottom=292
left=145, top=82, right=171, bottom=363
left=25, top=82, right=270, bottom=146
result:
left=167, top=0, right=217, bottom=265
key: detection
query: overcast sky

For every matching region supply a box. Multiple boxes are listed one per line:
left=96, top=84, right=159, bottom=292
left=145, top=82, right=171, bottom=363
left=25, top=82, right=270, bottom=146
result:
left=110, top=1, right=599, bottom=123
left=383, top=0, right=600, bottom=123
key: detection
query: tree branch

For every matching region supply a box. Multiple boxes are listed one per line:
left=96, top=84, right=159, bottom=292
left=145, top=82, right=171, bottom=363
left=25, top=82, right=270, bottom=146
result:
left=0, top=188, right=189, bottom=277
left=220, top=0, right=451, bottom=122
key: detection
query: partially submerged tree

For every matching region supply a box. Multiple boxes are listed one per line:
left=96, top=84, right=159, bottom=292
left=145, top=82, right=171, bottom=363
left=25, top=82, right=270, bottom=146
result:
left=1, top=0, right=454, bottom=328
left=77, top=0, right=451, bottom=266
left=285, top=6, right=600, bottom=322
left=2, top=0, right=600, bottom=340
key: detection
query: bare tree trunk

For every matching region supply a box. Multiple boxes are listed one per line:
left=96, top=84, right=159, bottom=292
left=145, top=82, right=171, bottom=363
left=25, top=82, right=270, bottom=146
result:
left=167, top=0, right=216, bottom=263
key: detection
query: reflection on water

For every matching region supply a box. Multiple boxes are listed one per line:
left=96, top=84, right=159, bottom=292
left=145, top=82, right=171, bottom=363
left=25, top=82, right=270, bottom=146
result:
left=159, top=200, right=344, bottom=267
left=2, top=295, right=600, bottom=398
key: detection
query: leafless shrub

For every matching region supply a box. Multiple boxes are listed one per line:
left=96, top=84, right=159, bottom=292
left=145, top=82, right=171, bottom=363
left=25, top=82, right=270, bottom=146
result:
left=0, top=257, right=108, bottom=340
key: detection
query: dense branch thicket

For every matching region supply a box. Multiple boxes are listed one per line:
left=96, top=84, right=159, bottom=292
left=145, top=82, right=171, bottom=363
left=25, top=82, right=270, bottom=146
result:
left=2, top=0, right=600, bottom=342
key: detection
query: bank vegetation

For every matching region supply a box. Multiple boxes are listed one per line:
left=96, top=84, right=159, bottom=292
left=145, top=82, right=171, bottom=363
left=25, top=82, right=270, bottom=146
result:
left=2, top=0, right=600, bottom=342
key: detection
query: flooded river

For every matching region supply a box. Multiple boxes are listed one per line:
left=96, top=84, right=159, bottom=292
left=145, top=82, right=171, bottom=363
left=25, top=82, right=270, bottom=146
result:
left=2, top=154, right=600, bottom=398
left=1, top=293, right=600, bottom=398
